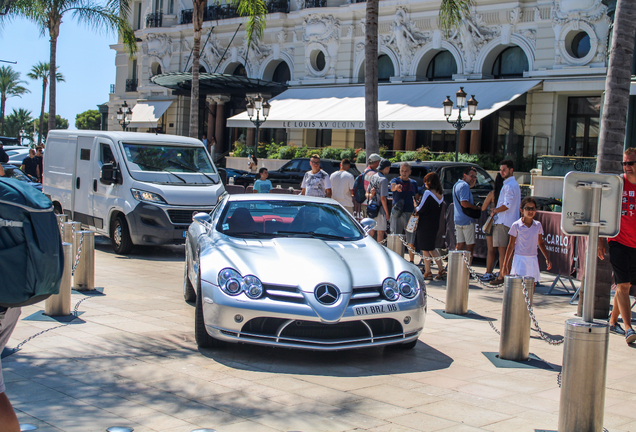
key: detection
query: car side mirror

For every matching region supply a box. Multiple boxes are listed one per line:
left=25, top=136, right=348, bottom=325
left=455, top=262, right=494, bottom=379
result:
left=193, top=212, right=212, bottom=226
left=360, top=218, right=377, bottom=234
left=100, top=162, right=121, bottom=185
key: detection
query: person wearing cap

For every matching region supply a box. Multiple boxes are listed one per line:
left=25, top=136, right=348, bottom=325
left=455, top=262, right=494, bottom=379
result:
left=366, top=159, right=391, bottom=243
left=353, top=153, right=381, bottom=220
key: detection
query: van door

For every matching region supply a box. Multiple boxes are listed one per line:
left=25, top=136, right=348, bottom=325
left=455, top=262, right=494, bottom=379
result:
left=92, top=139, right=119, bottom=234
left=73, top=136, right=95, bottom=226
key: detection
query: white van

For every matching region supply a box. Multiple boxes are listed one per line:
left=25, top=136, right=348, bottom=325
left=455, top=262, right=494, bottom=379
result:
left=43, top=131, right=225, bottom=254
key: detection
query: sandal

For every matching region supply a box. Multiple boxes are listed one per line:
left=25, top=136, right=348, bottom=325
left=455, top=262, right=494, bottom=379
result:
left=434, top=269, right=447, bottom=280
left=422, top=271, right=434, bottom=280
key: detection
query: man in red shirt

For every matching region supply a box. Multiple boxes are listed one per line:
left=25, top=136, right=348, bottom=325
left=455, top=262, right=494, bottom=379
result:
left=599, top=147, right=636, bottom=344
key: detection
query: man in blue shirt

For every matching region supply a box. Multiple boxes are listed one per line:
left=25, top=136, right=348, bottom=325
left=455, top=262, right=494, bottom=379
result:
left=453, top=167, right=480, bottom=264
left=390, top=162, right=418, bottom=262
left=253, top=167, right=273, bottom=193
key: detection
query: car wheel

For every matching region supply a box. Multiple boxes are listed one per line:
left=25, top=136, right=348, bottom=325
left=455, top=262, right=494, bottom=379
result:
left=183, top=253, right=196, bottom=303
left=195, top=278, right=224, bottom=348
left=111, top=214, right=133, bottom=255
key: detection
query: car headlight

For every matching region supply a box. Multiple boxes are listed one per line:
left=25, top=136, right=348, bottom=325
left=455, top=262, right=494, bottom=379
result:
left=397, top=272, right=418, bottom=299
left=131, top=188, right=167, bottom=204
left=218, top=268, right=242, bottom=295
left=243, top=275, right=263, bottom=299
left=382, top=278, right=399, bottom=301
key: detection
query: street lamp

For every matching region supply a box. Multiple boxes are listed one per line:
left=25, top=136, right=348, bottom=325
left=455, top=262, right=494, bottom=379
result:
left=443, top=87, right=478, bottom=162
left=117, top=101, right=133, bottom=130
left=246, top=94, right=270, bottom=158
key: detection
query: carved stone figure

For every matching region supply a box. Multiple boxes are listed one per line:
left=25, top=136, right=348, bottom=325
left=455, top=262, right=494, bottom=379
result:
left=381, top=7, right=431, bottom=76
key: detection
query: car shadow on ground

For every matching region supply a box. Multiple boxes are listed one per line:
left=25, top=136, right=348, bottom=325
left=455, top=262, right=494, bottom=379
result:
left=94, top=235, right=185, bottom=262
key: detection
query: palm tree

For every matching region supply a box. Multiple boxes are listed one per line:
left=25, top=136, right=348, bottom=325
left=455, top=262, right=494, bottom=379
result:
left=4, top=108, right=33, bottom=143
left=11, top=0, right=136, bottom=134
left=0, top=65, right=30, bottom=135
left=27, top=62, right=65, bottom=146
left=364, top=0, right=379, bottom=162
left=188, top=0, right=267, bottom=138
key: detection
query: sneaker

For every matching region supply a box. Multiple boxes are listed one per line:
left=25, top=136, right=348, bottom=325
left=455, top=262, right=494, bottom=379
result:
left=626, top=328, right=636, bottom=344
left=489, top=278, right=504, bottom=286
left=480, top=273, right=495, bottom=282
left=610, top=322, right=626, bottom=336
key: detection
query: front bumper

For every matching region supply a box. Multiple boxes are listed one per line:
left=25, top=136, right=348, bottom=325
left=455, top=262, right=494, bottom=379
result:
left=200, top=280, right=426, bottom=350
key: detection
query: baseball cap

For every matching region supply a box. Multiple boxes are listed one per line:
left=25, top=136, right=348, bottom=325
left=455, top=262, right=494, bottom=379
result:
left=379, top=159, right=391, bottom=170
left=368, top=153, right=381, bottom=162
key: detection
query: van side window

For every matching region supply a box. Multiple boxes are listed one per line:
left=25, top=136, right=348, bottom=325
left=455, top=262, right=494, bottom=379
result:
left=100, top=144, right=115, bottom=165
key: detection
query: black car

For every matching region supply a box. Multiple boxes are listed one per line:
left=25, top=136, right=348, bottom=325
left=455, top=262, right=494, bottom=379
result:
left=1, top=163, right=43, bottom=192
left=386, top=161, right=494, bottom=205
left=266, top=158, right=361, bottom=189
left=218, top=167, right=255, bottom=187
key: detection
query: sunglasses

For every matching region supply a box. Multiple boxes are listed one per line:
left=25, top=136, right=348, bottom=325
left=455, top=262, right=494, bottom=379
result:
left=523, top=207, right=537, bottom=211
left=623, top=161, right=636, bottom=166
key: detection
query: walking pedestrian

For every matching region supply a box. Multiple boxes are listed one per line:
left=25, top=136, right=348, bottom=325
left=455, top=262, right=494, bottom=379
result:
left=35, top=146, right=44, bottom=182
left=330, top=159, right=355, bottom=214
left=390, top=162, right=418, bottom=262
left=366, top=159, right=391, bottom=243
left=490, top=159, right=521, bottom=285
left=500, top=197, right=551, bottom=292
left=253, top=167, right=273, bottom=193
left=453, top=167, right=480, bottom=264
left=598, top=147, right=636, bottom=344
left=21, top=149, right=39, bottom=179
left=300, top=154, right=331, bottom=198
left=414, top=172, right=446, bottom=280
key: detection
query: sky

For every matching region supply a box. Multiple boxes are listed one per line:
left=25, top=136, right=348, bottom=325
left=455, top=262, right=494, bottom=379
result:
left=1, top=16, right=118, bottom=131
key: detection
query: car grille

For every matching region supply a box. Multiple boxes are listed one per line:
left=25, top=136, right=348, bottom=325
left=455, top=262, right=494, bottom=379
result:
left=263, top=284, right=305, bottom=303
left=349, top=285, right=383, bottom=305
left=234, top=317, right=405, bottom=347
left=167, top=209, right=211, bottom=225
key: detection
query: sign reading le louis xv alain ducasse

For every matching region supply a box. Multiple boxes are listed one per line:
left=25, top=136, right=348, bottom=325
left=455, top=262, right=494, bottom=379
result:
left=280, top=121, right=398, bottom=130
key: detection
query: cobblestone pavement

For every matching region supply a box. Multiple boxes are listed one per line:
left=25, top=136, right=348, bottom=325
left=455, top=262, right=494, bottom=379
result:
left=3, top=239, right=636, bottom=432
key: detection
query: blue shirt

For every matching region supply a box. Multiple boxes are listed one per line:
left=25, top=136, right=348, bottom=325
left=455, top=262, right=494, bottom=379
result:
left=254, top=179, right=272, bottom=193
left=453, top=179, right=475, bottom=226
left=389, top=177, right=418, bottom=213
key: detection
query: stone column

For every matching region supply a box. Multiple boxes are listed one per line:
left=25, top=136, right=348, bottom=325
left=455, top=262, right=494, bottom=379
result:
left=206, top=97, right=217, bottom=157
left=393, top=130, right=405, bottom=151
left=459, top=130, right=470, bottom=154
left=246, top=128, right=255, bottom=151
left=211, top=95, right=231, bottom=153
left=470, top=129, right=482, bottom=154
left=405, top=130, right=417, bottom=151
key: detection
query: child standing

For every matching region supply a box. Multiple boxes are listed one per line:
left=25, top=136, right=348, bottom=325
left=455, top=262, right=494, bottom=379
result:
left=501, top=197, right=552, bottom=290
left=253, top=167, right=272, bottom=193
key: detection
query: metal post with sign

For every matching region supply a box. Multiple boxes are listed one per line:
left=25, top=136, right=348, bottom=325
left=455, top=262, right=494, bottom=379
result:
left=558, top=172, right=622, bottom=432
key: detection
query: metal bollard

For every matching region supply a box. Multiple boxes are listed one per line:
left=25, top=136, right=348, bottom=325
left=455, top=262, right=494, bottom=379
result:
left=62, top=221, right=81, bottom=245
left=445, top=250, right=470, bottom=315
left=45, top=242, right=72, bottom=316
left=56, top=214, right=67, bottom=238
left=386, top=234, right=404, bottom=258
left=558, top=319, right=609, bottom=432
left=499, top=276, right=534, bottom=361
left=73, top=230, right=95, bottom=291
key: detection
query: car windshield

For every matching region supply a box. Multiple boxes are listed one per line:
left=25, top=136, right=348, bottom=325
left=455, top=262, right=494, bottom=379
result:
left=217, top=201, right=364, bottom=240
left=121, top=143, right=216, bottom=182
left=2, top=165, right=31, bottom=182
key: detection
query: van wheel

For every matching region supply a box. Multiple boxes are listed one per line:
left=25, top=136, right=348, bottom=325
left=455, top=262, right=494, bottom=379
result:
left=184, top=256, right=196, bottom=303
left=112, top=215, right=133, bottom=254
left=195, top=280, right=224, bottom=349
left=53, top=203, right=63, bottom=215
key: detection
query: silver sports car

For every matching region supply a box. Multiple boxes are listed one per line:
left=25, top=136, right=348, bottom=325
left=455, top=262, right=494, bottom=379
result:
left=184, top=193, right=427, bottom=350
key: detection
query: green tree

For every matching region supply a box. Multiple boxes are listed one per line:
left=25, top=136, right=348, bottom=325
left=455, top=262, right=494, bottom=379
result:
left=32, top=112, right=69, bottom=143
left=75, top=109, right=101, bottom=130
left=27, top=62, right=65, bottom=146
left=0, top=65, right=30, bottom=135
left=11, top=0, right=136, bottom=133
left=4, top=108, right=34, bottom=144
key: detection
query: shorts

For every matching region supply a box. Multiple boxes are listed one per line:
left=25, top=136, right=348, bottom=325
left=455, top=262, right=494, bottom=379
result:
left=609, top=241, right=636, bottom=285
left=493, top=224, right=510, bottom=248
left=510, top=255, right=541, bottom=283
left=390, top=212, right=416, bottom=244
left=0, top=308, right=21, bottom=394
left=374, top=208, right=387, bottom=231
left=455, top=223, right=475, bottom=245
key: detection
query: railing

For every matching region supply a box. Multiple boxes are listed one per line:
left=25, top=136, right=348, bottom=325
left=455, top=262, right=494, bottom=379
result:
left=109, top=84, right=115, bottom=94
left=146, top=12, right=163, bottom=27
left=538, top=156, right=597, bottom=177
left=180, top=4, right=241, bottom=24
left=125, top=78, right=138, bottom=92
left=304, top=0, right=327, bottom=7
left=267, top=0, right=290, bottom=13
left=179, top=9, right=192, bottom=24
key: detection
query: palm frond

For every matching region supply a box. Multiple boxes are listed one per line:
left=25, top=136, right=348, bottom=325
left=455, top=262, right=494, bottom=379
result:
left=229, top=0, right=267, bottom=51
left=438, top=0, right=474, bottom=33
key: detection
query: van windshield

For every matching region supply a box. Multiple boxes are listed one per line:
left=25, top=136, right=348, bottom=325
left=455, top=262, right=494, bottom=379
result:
left=121, top=143, right=217, bottom=183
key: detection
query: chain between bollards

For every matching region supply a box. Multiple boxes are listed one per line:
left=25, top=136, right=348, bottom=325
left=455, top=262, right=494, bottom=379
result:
left=520, top=278, right=564, bottom=345
left=397, top=235, right=451, bottom=261
left=460, top=253, right=505, bottom=289
left=71, top=231, right=85, bottom=276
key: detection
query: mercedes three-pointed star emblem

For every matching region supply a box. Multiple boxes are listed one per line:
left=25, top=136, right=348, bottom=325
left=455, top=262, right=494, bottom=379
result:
left=315, top=284, right=340, bottom=305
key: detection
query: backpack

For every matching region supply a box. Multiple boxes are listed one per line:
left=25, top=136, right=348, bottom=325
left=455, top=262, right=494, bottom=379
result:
left=353, top=168, right=372, bottom=204
left=0, top=177, right=63, bottom=307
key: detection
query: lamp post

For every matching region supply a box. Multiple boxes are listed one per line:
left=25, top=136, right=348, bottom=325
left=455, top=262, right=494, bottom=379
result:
left=443, top=87, right=478, bottom=162
left=117, top=101, right=133, bottom=130
left=246, top=94, right=270, bottom=158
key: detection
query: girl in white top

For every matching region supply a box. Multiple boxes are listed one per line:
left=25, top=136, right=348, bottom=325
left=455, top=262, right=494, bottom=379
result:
left=502, top=197, right=552, bottom=292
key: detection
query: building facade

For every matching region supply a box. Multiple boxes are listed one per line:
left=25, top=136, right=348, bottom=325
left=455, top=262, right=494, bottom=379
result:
left=109, top=0, right=612, bottom=161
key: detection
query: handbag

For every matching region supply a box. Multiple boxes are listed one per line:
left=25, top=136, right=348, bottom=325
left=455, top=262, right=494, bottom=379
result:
left=405, top=213, right=419, bottom=233
left=366, top=202, right=380, bottom=219
left=482, top=215, right=494, bottom=234
left=453, top=184, right=481, bottom=220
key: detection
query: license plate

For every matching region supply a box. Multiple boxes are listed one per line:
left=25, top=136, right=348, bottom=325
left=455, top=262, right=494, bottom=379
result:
left=182, top=231, right=187, bottom=238
left=353, top=303, right=399, bottom=316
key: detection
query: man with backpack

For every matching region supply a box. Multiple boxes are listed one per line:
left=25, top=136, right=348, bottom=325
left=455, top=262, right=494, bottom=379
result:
left=352, top=153, right=381, bottom=220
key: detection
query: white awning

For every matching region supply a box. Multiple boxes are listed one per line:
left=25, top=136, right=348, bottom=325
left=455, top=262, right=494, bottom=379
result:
left=129, top=101, right=173, bottom=128
left=227, top=80, right=542, bottom=131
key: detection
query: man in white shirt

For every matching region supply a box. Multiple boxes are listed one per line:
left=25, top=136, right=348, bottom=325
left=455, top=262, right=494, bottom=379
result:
left=301, top=154, right=332, bottom=198
left=330, top=159, right=355, bottom=214
left=490, top=159, right=521, bottom=285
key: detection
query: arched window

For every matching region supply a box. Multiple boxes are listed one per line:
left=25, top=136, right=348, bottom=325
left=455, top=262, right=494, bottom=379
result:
left=426, top=51, right=457, bottom=81
left=272, top=62, right=291, bottom=84
left=188, top=66, right=207, bottom=73
left=232, top=64, right=247, bottom=77
left=492, top=46, right=529, bottom=79
left=151, top=62, right=162, bottom=76
left=378, top=55, right=394, bottom=82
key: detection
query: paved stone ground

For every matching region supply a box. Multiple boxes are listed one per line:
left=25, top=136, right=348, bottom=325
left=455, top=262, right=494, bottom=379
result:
left=3, top=239, right=636, bottom=432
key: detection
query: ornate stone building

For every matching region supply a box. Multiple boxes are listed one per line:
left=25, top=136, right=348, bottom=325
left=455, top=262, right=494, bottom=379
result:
left=109, top=0, right=612, bottom=159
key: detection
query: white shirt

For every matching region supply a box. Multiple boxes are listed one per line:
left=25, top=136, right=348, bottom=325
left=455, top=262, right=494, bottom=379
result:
left=301, top=169, right=331, bottom=197
left=330, top=170, right=354, bottom=207
left=494, top=175, right=521, bottom=228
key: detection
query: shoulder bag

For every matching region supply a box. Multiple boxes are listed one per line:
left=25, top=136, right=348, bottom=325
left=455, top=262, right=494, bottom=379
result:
left=453, top=183, right=481, bottom=220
